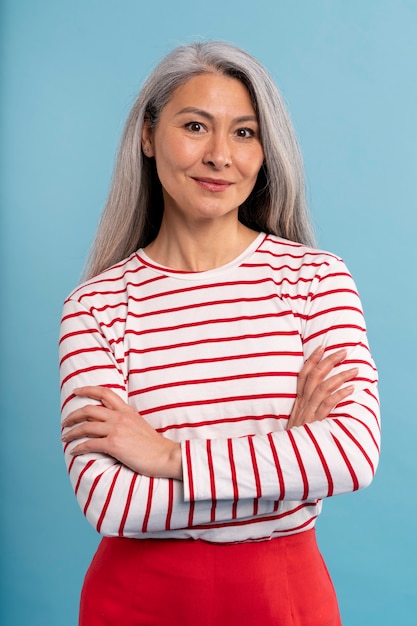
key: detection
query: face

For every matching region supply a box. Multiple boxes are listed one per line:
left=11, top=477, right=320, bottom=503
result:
left=142, top=73, right=264, bottom=225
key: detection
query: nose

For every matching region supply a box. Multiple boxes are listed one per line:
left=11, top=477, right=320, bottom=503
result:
left=203, top=132, right=231, bottom=169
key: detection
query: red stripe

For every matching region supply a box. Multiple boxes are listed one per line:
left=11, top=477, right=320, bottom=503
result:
left=142, top=477, right=154, bottom=533
left=301, top=305, right=363, bottom=321
left=68, top=256, right=150, bottom=297
left=257, top=246, right=337, bottom=262
left=334, top=419, right=376, bottom=474
left=343, top=358, right=378, bottom=372
left=74, top=459, right=96, bottom=494
left=331, top=413, right=380, bottom=452
left=97, top=317, right=127, bottom=329
left=125, top=278, right=275, bottom=304
left=60, top=364, right=121, bottom=388
left=90, top=301, right=127, bottom=315
left=78, top=285, right=143, bottom=301
left=68, top=455, right=76, bottom=474
left=364, top=387, right=380, bottom=405
left=304, top=425, right=334, bottom=497
left=248, top=437, right=261, bottom=516
left=317, top=271, right=354, bottom=284
left=73, top=271, right=165, bottom=301
left=130, top=371, right=297, bottom=397
left=122, top=330, right=300, bottom=352
left=61, top=383, right=126, bottom=412
left=127, top=350, right=303, bottom=375
left=264, top=234, right=302, bottom=248
left=96, top=466, right=122, bottom=533
left=165, top=479, right=174, bottom=531
left=141, top=393, right=296, bottom=417
left=121, top=277, right=313, bottom=313
left=267, top=433, right=285, bottom=499
left=242, top=261, right=326, bottom=272
left=122, top=309, right=292, bottom=336
left=185, top=441, right=195, bottom=527
left=228, top=439, right=239, bottom=519
left=310, top=287, right=359, bottom=301
left=326, top=340, right=370, bottom=352
left=83, top=470, right=106, bottom=516
left=157, top=413, right=287, bottom=434
left=61, top=393, right=76, bottom=411
left=207, top=440, right=217, bottom=523
left=287, top=431, right=309, bottom=500
left=126, top=295, right=286, bottom=322
left=361, top=392, right=381, bottom=426
left=331, top=434, right=359, bottom=490
left=192, top=501, right=317, bottom=531
left=304, top=324, right=366, bottom=344
left=60, top=309, right=91, bottom=323
left=59, top=346, right=112, bottom=367
left=248, top=436, right=262, bottom=499
left=118, top=473, right=138, bottom=536
left=59, top=327, right=102, bottom=345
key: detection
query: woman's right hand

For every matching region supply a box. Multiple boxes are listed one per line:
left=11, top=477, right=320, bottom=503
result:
left=288, top=346, right=358, bottom=429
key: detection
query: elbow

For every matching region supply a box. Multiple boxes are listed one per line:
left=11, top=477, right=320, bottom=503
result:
left=356, top=464, right=376, bottom=491
left=353, top=447, right=380, bottom=493
left=84, top=504, right=121, bottom=538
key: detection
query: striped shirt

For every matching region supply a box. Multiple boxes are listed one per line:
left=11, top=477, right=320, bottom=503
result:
left=59, top=233, right=380, bottom=543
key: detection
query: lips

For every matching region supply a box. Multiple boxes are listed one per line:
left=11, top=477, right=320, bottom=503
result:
left=192, top=177, right=233, bottom=192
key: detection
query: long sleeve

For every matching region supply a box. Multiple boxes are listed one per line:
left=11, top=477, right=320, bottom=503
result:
left=181, top=257, right=380, bottom=504
left=60, top=297, right=281, bottom=539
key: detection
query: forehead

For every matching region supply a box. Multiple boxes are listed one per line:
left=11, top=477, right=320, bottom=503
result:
left=163, top=73, right=257, bottom=118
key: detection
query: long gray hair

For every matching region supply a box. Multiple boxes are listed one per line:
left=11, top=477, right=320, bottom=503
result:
left=84, top=41, right=315, bottom=279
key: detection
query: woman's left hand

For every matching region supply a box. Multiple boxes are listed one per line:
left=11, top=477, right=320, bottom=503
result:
left=61, top=386, right=183, bottom=481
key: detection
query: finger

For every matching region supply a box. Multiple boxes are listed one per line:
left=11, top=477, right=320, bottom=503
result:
left=313, top=385, right=355, bottom=421
left=318, top=367, right=358, bottom=395
left=309, top=367, right=358, bottom=400
left=62, top=403, right=112, bottom=429
left=301, top=349, right=347, bottom=398
left=73, top=386, right=128, bottom=410
left=291, top=383, right=355, bottom=427
left=301, top=367, right=357, bottom=419
left=69, top=437, right=112, bottom=457
left=61, top=420, right=109, bottom=443
left=297, top=346, right=325, bottom=397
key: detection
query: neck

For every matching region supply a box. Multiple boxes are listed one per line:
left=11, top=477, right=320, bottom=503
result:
left=144, top=215, right=259, bottom=272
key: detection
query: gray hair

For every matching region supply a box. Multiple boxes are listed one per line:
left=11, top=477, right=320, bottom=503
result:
left=84, top=41, right=315, bottom=279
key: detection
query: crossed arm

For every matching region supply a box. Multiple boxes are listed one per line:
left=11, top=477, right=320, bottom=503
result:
left=61, top=346, right=357, bottom=481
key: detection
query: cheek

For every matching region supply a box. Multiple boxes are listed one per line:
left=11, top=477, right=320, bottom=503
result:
left=243, top=156, right=264, bottom=184
left=238, top=144, right=264, bottom=176
left=156, top=137, right=200, bottom=173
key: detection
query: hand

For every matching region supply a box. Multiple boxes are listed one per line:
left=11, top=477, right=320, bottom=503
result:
left=288, top=346, right=357, bottom=429
left=61, top=386, right=183, bottom=481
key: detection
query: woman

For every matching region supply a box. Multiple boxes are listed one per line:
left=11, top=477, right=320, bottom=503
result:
left=59, top=41, right=380, bottom=625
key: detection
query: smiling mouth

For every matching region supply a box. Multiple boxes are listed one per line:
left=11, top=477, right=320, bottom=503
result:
left=192, top=178, right=233, bottom=192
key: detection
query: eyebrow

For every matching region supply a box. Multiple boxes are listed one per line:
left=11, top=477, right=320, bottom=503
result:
left=175, top=107, right=258, bottom=124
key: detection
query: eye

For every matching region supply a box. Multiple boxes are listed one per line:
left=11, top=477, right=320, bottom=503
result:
left=185, top=122, right=205, bottom=133
left=235, top=127, right=256, bottom=139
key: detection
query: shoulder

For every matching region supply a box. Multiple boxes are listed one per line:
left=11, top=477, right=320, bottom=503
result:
left=256, top=234, right=347, bottom=277
left=64, top=251, right=144, bottom=305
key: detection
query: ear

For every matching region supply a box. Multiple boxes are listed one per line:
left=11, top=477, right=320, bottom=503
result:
left=141, top=116, right=155, bottom=157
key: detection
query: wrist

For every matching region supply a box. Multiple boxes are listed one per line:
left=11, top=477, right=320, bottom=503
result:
left=168, top=441, right=183, bottom=481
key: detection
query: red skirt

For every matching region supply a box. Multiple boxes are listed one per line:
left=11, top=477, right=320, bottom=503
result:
left=79, top=529, right=341, bottom=626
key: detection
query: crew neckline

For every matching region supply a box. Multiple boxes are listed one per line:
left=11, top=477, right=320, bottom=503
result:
left=136, top=232, right=266, bottom=280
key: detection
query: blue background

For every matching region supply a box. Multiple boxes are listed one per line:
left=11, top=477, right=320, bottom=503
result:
left=1, top=1, right=416, bottom=624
